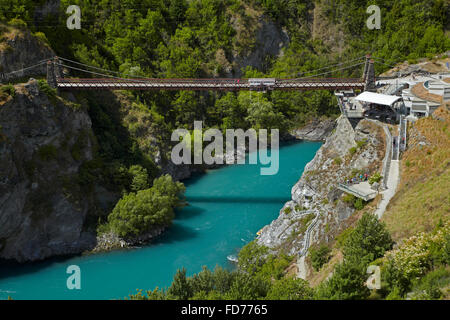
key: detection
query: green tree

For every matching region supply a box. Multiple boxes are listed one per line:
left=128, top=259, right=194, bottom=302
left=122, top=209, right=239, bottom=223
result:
left=315, top=261, right=370, bottom=300
left=343, top=213, right=393, bottom=265
left=107, top=174, right=185, bottom=238
left=309, top=244, right=331, bottom=271
left=167, top=268, right=193, bottom=300
left=266, top=277, right=314, bottom=300
left=128, top=164, right=149, bottom=192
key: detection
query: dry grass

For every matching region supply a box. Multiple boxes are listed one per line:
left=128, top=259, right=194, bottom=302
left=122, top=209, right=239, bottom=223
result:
left=411, top=82, right=443, bottom=104
left=382, top=105, right=450, bottom=241
left=0, top=24, right=24, bottom=53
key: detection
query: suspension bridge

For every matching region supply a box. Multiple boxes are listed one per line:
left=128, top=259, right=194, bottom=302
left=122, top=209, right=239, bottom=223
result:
left=1, top=54, right=396, bottom=92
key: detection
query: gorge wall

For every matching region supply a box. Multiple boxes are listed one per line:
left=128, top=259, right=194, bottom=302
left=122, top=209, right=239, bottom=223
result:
left=257, top=116, right=386, bottom=256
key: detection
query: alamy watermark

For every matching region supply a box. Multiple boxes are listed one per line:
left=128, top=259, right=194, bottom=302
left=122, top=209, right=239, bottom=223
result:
left=66, top=5, right=81, bottom=30
left=66, top=265, right=81, bottom=290
left=366, top=5, right=381, bottom=30
left=366, top=265, right=381, bottom=290
left=171, top=121, right=279, bottom=175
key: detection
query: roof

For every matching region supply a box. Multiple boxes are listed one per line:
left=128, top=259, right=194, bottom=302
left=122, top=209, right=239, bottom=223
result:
left=411, top=82, right=443, bottom=104
left=355, top=91, right=402, bottom=106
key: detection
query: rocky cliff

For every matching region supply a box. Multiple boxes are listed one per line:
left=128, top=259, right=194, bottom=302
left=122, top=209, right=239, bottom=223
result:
left=0, top=80, right=97, bottom=262
left=257, top=116, right=386, bottom=256
left=0, top=25, right=54, bottom=81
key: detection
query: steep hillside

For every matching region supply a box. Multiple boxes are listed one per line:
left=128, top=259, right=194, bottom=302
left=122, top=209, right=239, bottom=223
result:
left=382, top=105, right=450, bottom=241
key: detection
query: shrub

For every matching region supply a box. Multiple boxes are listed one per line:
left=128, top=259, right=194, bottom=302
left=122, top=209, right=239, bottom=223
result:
left=336, top=227, right=354, bottom=249
left=128, top=164, right=149, bottom=192
left=356, top=139, right=367, bottom=149
left=353, top=198, right=365, bottom=210
left=342, top=193, right=356, bottom=204
left=34, top=32, right=49, bottom=45
left=349, top=146, right=357, bottom=156
left=333, top=157, right=342, bottom=165
left=8, top=18, right=27, bottom=28
left=309, top=244, right=332, bottom=271
left=37, top=80, right=57, bottom=99
left=107, top=174, right=185, bottom=238
left=0, top=84, right=15, bottom=98
left=283, top=207, right=292, bottom=214
left=368, top=172, right=382, bottom=185
left=266, top=277, right=313, bottom=300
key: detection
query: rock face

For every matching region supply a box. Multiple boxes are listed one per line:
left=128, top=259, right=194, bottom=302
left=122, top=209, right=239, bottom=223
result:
left=0, top=27, right=54, bottom=82
left=0, top=80, right=96, bottom=262
left=230, top=15, right=289, bottom=77
left=257, top=116, right=386, bottom=255
left=291, top=119, right=336, bottom=141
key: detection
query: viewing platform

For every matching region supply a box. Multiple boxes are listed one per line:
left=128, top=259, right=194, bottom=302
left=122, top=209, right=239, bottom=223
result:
left=337, top=182, right=378, bottom=201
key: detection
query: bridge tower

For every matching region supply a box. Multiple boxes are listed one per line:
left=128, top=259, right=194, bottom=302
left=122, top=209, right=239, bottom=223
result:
left=362, top=54, right=371, bottom=81
left=364, top=59, right=376, bottom=92
left=46, top=60, right=56, bottom=89
left=46, top=57, right=63, bottom=89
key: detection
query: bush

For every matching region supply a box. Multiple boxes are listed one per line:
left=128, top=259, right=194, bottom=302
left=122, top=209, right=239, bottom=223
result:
left=107, top=174, right=185, bottom=238
left=333, top=157, right=342, bottom=165
left=128, top=164, right=149, bottom=192
left=34, top=32, right=49, bottom=45
left=369, top=172, right=382, bottom=185
left=356, top=139, right=367, bottom=149
left=266, top=277, right=313, bottom=300
left=349, top=147, right=357, bottom=156
left=7, top=18, right=27, bottom=28
left=309, top=244, right=331, bottom=271
left=353, top=198, right=365, bottom=210
left=37, top=80, right=57, bottom=99
left=0, top=84, right=15, bottom=99
left=283, top=207, right=292, bottom=214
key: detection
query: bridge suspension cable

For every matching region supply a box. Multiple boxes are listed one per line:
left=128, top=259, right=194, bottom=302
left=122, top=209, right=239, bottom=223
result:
left=57, top=57, right=144, bottom=79
left=2, top=61, right=48, bottom=77
left=283, top=61, right=366, bottom=81
left=55, top=63, right=149, bottom=83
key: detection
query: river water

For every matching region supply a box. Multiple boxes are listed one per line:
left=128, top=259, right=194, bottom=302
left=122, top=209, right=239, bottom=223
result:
left=0, top=141, right=321, bottom=300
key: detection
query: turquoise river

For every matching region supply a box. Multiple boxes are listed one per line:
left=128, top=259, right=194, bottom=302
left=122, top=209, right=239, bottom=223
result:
left=0, top=141, right=321, bottom=300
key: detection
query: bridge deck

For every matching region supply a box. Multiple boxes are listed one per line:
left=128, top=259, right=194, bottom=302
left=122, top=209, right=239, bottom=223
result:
left=56, top=78, right=366, bottom=91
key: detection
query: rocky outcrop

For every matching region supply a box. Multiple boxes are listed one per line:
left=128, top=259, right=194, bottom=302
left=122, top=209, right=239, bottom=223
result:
left=0, top=80, right=96, bottom=262
left=92, top=226, right=166, bottom=253
left=230, top=14, right=289, bottom=77
left=257, top=116, right=386, bottom=255
left=0, top=26, right=54, bottom=81
left=291, top=119, right=336, bottom=141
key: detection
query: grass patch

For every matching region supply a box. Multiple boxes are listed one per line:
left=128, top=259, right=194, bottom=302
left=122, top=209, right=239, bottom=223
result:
left=382, top=106, right=450, bottom=241
left=37, top=79, right=57, bottom=100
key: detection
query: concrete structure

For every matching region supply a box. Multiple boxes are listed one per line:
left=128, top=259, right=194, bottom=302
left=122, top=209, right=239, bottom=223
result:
left=337, top=182, right=378, bottom=201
